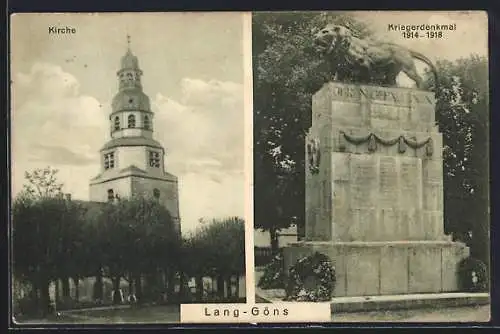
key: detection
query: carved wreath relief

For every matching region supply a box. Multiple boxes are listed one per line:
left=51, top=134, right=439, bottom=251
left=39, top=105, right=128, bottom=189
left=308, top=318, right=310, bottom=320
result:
left=307, top=138, right=321, bottom=174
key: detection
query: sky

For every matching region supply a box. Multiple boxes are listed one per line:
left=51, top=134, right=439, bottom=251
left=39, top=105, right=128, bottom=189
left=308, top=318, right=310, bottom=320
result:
left=349, top=11, right=488, bottom=87
left=10, top=13, right=246, bottom=235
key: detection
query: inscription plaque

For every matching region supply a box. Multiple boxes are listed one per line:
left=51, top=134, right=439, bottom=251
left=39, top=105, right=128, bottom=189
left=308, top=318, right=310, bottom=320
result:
left=350, top=156, right=377, bottom=207
left=379, top=157, right=399, bottom=208
left=423, top=160, right=443, bottom=184
left=371, top=105, right=399, bottom=120
left=399, top=158, right=421, bottom=209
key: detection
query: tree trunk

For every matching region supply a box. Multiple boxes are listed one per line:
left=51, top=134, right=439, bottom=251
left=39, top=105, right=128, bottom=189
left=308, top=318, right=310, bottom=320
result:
left=144, top=272, right=158, bottom=302
left=54, top=279, right=60, bottom=303
left=195, top=276, right=203, bottom=301
left=62, top=277, right=71, bottom=303
left=179, top=273, right=186, bottom=301
left=217, top=275, right=225, bottom=299
left=112, top=277, right=122, bottom=305
left=30, top=280, right=39, bottom=312
left=134, top=274, right=143, bottom=302
left=235, top=275, right=240, bottom=299
left=165, top=268, right=175, bottom=301
left=39, top=278, right=51, bottom=316
left=226, top=275, right=232, bottom=299
left=73, top=277, right=80, bottom=302
left=93, top=269, right=103, bottom=302
left=269, top=228, right=279, bottom=254
left=62, top=276, right=70, bottom=300
left=128, top=274, right=134, bottom=298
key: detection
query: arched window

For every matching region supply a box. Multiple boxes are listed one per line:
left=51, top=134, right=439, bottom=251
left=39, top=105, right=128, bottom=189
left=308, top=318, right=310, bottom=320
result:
left=149, top=151, right=160, bottom=168
left=107, top=189, right=114, bottom=201
left=104, top=152, right=115, bottom=169
left=114, top=116, right=120, bottom=131
left=128, top=114, right=136, bottom=128
left=153, top=188, right=160, bottom=199
left=144, top=115, right=150, bottom=130
left=119, top=73, right=125, bottom=84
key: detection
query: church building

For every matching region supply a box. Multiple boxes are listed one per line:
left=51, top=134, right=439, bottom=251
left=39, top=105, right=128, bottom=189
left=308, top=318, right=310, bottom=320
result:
left=89, top=37, right=181, bottom=232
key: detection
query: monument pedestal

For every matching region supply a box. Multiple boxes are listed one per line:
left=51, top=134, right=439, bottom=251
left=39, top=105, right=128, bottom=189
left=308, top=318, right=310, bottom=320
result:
left=284, top=240, right=469, bottom=297
left=284, top=82, right=469, bottom=297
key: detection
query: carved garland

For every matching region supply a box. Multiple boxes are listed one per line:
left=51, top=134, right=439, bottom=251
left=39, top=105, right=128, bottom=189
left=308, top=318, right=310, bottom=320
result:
left=338, top=131, right=434, bottom=156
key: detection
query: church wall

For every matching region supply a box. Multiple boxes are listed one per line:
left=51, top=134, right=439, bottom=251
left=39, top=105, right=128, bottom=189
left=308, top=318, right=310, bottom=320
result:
left=121, top=127, right=143, bottom=138
left=118, top=146, right=149, bottom=170
left=89, top=177, right=132, bottom=202
left=131, top=176, right=180, bottom=221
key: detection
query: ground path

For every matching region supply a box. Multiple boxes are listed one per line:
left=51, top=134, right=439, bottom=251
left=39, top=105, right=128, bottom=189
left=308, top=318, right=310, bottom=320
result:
left=15, top=305, right=181, bottom=324
left=332, top=305, right=489, bottom=322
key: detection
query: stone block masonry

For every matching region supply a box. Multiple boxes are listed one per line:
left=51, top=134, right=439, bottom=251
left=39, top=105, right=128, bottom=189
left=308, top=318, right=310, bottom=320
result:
left=285, top=82, right=469, bottom=297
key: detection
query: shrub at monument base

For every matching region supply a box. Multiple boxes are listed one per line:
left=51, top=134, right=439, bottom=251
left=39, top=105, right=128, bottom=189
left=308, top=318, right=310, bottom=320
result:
left=458, top=257, right=489, bottom=292
left=257, top=253, right=286, bottom=290
left=284, top=252, right=336, bottom=302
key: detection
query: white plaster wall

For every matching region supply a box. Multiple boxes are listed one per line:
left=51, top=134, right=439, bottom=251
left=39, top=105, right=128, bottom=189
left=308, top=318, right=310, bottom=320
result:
left=119, top=146, right=148, bottom=170
left=89, top=177, right=132, bottom=202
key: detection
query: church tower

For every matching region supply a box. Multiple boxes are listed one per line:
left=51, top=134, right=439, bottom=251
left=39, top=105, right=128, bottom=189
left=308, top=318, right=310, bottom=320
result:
left=89, top=36, right=181, bottom=231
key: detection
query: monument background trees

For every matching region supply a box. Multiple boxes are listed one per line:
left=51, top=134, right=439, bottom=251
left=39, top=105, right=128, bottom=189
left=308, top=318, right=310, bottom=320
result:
left=253, top=11, right=490, bottom=266
left=428, top=56, right=489, bottom=265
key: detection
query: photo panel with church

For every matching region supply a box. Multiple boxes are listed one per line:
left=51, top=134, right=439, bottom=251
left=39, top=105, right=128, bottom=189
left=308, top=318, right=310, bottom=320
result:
left=11, top=12, right=247, bottom=324
left=253, top=11, right=491, bottom=322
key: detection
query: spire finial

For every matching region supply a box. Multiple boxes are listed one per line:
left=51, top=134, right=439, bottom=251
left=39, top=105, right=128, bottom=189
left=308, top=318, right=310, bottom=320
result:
left=126, top=34, right=131, bottom=50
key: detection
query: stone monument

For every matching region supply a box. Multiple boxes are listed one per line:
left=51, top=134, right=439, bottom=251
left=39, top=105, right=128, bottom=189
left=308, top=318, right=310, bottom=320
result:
left=283, top=82, right=470, bottom=297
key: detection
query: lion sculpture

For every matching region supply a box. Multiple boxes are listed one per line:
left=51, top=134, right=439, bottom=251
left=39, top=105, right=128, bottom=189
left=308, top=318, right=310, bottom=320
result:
left=313, top=24, right=438, bottom=89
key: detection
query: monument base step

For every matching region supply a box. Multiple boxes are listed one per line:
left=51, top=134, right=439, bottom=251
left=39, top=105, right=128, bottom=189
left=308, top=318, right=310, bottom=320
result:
left=331, top=292, right=490, bottom=313
left=255, top=289, right=489, bottom=313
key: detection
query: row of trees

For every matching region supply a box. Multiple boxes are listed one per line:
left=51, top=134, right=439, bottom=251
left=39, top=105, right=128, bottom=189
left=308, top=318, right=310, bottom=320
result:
left=253, top=12, right=489, bottom=265
left=12, top=167, right=245, bottom=316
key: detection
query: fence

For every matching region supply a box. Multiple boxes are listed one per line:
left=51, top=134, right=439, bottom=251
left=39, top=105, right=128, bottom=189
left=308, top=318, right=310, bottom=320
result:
left=254, top=247, right=284, bottom=268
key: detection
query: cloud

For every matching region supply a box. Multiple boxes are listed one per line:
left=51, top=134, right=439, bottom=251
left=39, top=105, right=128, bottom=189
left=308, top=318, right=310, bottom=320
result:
left=11, top=63, right=108, bottom=199
left=180, top=78, right=242, bottom=108
left=153, top=78, right=245, bottom=233
left=12, top=63, right=107, bottom=154
left=153, top=78, right=244, bottom=177
left=27, top=143, right=96, bottom=165
left=11, top=63, right=245, bottom=234
left=178, top=171, right=245, bottom=233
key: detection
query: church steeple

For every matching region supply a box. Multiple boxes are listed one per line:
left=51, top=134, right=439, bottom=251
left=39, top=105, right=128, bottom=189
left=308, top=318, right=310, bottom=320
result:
left=110, top=35, right=154, bottom=139
left=118, top=35, right=143, bottom=90
left=90, top=34, right=180, bottom=234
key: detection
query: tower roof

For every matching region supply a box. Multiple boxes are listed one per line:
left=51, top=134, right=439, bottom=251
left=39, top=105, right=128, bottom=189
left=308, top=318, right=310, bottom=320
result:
left=112, top=89, right=151, bottom=112
left=121, top=49, right=140, bottom=70
left=100, top=137, right=164, bottom=151
left=120, top=35, right=140, bottom=70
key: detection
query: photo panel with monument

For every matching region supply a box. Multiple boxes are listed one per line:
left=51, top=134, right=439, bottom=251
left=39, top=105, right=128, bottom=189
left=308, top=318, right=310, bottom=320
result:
left=253, top=11, right=490, bottom=322
left=10, top=12, right=246, bottom=324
